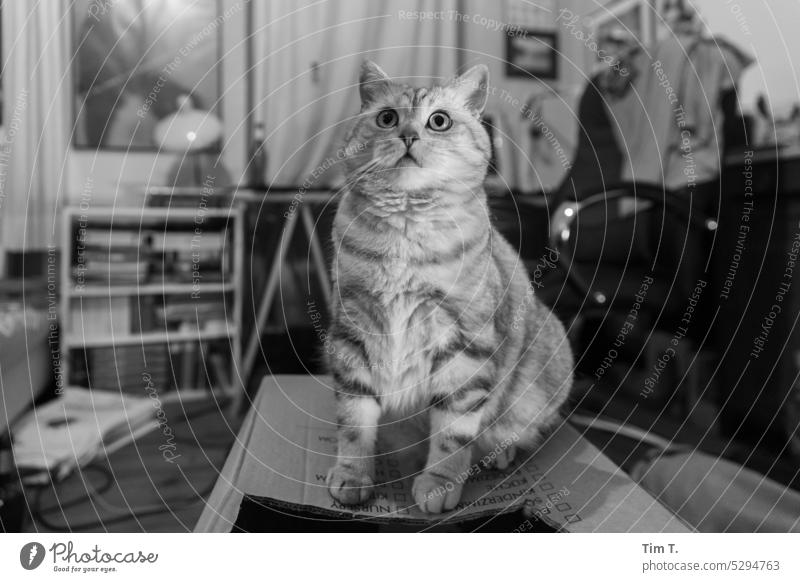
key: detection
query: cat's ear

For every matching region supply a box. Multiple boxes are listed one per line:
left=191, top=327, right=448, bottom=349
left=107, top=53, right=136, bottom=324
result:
left=359, top=60, right=392, bottom=107
left=451, top=65, right=490, bottom=115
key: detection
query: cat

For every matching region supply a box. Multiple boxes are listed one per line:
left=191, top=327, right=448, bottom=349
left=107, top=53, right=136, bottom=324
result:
left=325, top=61, right=573, bottom=514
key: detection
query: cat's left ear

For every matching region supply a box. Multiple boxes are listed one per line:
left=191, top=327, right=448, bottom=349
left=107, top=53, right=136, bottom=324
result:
left=359, top=60, right=392, bottom=108
left=451, top=65, right=490, bottom=116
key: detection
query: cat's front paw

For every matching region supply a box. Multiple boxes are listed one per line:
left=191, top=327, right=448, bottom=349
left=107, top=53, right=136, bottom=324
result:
left=412, top=471, right=463, bottom=514
left=326, top=464, right=374, bottom=505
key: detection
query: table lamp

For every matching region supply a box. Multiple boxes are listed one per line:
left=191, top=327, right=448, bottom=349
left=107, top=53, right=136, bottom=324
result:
left=153, top=94, right=230, bottom=190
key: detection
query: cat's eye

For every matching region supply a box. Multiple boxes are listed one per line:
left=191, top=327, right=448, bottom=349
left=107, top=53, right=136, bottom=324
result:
left=427, top=111, right=452, bottom=132
left=376, top=109, right=399, bottom=128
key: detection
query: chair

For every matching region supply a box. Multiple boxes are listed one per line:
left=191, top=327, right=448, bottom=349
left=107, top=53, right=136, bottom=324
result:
left=551, top=182, right=718, bottom=317
left=541, top=180, right=719, bottom=419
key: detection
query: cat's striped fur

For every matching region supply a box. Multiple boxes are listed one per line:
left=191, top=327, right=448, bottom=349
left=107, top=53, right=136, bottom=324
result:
left=326, top=61, right=573, bottom=513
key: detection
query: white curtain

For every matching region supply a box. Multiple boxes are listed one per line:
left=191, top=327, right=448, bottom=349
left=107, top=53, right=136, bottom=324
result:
left=253, top=0, right=459, bottom=187
left=1, top=0, right=71, bottom=252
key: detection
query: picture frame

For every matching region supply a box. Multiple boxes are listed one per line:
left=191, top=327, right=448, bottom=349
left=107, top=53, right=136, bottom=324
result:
left=505, top=29, right=559, bottom=80
left=71, top=0, right=224, bottom=151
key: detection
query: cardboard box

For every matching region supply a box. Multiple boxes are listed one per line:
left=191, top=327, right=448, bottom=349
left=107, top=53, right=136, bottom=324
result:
left=197, top=375, right=691, bottom=532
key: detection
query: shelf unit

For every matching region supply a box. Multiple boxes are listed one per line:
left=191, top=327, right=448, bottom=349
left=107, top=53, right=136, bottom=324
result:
left=59, top=205, right=244, bottom=400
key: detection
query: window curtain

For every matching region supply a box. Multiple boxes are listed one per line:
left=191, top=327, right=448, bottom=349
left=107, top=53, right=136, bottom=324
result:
left=252, top=0, right=459, bottom=187
left=1, top=0, right=71, bottom=254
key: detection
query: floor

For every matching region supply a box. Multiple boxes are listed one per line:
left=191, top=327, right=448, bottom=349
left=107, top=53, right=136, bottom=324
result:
left=22, top=396, right=240, bottom=532
left=19, top=361, right=800, bottom=531
left=18, top=325, right=320, bottom=533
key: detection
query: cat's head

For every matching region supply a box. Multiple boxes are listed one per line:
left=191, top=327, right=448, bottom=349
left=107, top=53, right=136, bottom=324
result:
left=343, top=61, right=491, bottom=193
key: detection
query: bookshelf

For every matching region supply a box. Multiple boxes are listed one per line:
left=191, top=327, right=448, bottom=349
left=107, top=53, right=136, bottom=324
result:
left=59, top=205, right=244, bottom=402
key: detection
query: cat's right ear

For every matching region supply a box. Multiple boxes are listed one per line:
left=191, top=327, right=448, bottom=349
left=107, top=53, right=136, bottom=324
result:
left=359, top=60, right=391, bottom=108
left=451, top=65, right=490, bottom=116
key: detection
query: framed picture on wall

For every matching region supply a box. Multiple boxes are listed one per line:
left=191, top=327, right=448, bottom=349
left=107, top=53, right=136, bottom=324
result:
left=505, top=29, right=558, bottom=79
left=72, top=0, right=223, bottom=151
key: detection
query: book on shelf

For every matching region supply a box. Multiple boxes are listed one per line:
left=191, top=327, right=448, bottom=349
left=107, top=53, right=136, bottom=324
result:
left=74, top=264, right=149, bottom=284
left=151, top=231, right=225, bottom=253
left=155, top=296, right=228, bottom=330
left=82, top=247, right=144, bottom=263
left=75, top=238, right=150, bottom=284
left=152, top=237, right=228, bottom=283
left=82, top=228, right=145, bottom=248
left=69, top=297, right=131, bottom=336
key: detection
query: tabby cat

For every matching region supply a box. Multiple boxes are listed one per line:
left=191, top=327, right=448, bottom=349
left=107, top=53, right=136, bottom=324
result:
left=326, top=61, right=573, bottom=513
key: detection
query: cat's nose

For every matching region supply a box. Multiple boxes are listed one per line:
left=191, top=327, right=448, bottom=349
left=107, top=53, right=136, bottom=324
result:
left=399, top=131, right=419, bottom=149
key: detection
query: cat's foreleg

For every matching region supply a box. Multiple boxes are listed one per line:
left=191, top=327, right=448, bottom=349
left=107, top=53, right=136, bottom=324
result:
left=413, top=357, right=492, bottom=513
left=326, top=370, right=381, bottom=505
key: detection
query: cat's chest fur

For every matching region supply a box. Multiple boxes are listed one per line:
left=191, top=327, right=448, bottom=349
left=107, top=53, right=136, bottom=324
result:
left=367, top=238, right=455, bottom=410
left=342, top=217, right=459, bottom=411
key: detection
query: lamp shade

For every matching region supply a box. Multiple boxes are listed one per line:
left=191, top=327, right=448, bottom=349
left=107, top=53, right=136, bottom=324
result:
left=154, top=107, right=223, bottom=152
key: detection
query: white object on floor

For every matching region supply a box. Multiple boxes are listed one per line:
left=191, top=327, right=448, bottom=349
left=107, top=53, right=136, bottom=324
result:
left=12, top=386, right=157, bottom=483
left=631, top=450, right=800, bottom=533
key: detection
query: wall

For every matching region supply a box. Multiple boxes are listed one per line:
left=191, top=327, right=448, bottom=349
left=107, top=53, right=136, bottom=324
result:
left=461, top=0, right=595, bottom=193
left=691, top=0, right=800, bottom=113
left=461, top=0, right=798, bottom=192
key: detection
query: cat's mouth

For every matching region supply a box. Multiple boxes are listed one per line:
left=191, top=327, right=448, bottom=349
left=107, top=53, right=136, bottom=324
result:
left=396, top=152, right=421, bottom=167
